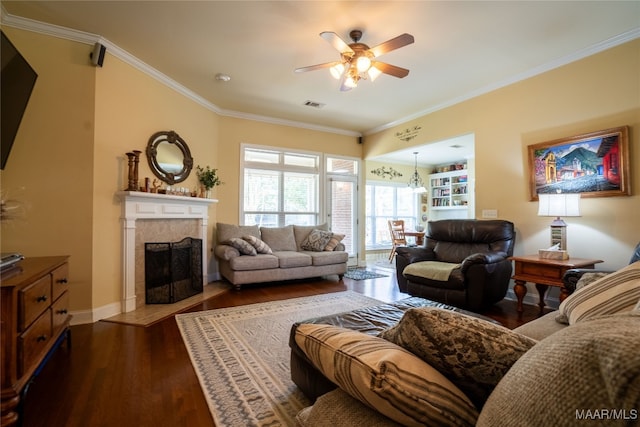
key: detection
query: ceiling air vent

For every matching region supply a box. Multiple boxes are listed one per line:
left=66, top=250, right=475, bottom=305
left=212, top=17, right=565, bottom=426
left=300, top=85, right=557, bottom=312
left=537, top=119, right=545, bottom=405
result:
left=303, top=100, right=325, bottom=109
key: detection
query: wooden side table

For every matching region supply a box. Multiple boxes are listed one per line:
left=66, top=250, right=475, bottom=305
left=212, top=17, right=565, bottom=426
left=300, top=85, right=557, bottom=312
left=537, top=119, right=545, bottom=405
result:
left=404, top=231, right=425, bottom=246
left=510, top=255, right=603, bottom=313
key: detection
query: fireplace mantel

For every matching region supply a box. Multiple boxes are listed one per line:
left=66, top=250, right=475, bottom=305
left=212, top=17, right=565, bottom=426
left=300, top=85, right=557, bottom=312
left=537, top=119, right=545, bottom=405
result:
left=118, top=191, right=217, bottom=313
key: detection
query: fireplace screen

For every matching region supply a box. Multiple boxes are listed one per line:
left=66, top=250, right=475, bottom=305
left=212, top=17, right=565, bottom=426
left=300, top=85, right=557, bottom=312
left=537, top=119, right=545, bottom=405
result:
left=145, top=237, right=203, bottom=304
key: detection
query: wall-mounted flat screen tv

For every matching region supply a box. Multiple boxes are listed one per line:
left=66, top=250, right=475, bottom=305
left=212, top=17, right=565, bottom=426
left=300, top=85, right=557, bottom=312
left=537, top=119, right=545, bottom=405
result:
left=1, top=30, right=38, bottom=170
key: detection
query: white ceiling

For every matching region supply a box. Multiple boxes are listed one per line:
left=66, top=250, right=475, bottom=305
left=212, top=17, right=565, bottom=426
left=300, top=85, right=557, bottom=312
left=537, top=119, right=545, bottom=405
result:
left=2, top=1, right=639, bottom=166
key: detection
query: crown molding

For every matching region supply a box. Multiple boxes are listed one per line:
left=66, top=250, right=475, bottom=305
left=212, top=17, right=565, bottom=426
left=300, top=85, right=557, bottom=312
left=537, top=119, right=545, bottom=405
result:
left=364, top=27, right=640, bottom=135
left=1, top=10, right=360, bottom=138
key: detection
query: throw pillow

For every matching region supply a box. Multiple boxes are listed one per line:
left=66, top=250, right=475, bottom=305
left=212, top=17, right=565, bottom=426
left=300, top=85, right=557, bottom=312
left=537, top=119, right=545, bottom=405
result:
left=260, top=225, right=297, bottom=251
left=477, top=311, right=640, bottom=427
left=379, top=307, right=537, bottom=408
left=301, top=229, right=333, bottom=252
left=222, top=237, right=257, bottom=256
left=324, top=233, right=345, bottom=251
left=242, top=235, right=272, bottom=254
left=557, top=261, right=640, bottom=325
left=294, top=323, right=478, bottom=427
left=575, top=272, right=610, bottom=290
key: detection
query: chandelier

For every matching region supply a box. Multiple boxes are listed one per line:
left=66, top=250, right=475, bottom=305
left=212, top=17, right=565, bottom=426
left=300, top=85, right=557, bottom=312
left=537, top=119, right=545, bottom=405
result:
left=408, top=152, right=427, bottom=193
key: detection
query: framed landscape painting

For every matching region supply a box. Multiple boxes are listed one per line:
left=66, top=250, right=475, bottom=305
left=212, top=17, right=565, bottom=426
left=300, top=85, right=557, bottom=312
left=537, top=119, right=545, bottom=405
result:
left=528, top=126, right=630, bottom=200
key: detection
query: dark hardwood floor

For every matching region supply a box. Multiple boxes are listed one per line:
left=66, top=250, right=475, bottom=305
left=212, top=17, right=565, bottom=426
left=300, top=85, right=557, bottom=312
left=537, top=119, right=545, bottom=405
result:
left=21, top=265, right=549, bottom=427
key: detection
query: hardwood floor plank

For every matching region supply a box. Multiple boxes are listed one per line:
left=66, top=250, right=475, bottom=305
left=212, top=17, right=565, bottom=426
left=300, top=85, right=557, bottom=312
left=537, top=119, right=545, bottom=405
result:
left=21, top=270, right=548, bottom=427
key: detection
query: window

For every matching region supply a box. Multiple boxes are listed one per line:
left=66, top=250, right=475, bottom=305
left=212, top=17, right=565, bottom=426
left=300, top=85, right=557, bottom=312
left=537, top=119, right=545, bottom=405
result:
left=242, top=147, right=320, bottom=227
left=365, top=183, right=418, bottom=249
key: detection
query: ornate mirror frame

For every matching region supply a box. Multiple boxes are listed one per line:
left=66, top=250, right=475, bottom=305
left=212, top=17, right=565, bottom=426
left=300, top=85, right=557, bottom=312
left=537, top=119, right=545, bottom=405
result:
left=146, top=130, right=193, bottom=185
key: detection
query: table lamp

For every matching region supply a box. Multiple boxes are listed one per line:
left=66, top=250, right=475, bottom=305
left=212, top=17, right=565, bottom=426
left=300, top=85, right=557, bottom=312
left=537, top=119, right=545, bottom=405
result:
left=537, top=193, right=581, bottom=252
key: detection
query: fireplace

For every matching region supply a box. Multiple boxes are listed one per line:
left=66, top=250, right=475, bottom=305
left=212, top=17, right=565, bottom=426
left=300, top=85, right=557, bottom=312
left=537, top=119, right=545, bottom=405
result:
left=145, top=237, right=203, bottom=304
left=119, top=191, right=217, bottom=313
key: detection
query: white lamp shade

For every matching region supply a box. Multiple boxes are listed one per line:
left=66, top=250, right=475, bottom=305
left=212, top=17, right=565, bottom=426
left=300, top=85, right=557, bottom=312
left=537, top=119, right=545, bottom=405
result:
left=537, top=193, right=581, bottom=217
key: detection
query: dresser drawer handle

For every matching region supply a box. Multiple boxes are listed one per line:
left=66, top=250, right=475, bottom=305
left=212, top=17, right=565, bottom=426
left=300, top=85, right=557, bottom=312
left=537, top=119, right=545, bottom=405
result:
left=36, top=335, right=47, bottom=342
left=56, top=309, right=68, bottom=315
left=57, top=278, right=68, bottom=284
left=37, top=295, right=48, bottom=303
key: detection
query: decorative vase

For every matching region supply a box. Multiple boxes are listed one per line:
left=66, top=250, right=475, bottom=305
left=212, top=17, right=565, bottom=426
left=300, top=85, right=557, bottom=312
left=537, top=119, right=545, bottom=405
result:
left=205, top=189, right=212, bottom=199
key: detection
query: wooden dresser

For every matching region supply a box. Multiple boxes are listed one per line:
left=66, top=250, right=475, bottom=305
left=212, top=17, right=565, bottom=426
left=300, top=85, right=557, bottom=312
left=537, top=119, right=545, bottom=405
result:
left=1, top=256, right=71, bottom=427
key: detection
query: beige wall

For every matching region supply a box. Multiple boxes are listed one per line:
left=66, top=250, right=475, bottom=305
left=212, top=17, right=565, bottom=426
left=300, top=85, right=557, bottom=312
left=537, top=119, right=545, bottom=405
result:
left=365, top=39, right=640, bottom=271
left=1, top=27, right=361, bottom=319
left=2, top=26, right=638, bottom=319
left=0, top=29, right=95, bottom=312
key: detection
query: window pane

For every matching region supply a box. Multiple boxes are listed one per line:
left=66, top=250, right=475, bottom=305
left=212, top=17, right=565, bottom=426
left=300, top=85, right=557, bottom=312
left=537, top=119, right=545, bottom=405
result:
left=284, top=153, right=317, bottom=168
left=245, top=148, right=279, bottom=164
left=284, top=172, right=317, bottom=212
left=244, top=169, right=279, bottom=211
left=327, top=157, right=357, bottom=174
left=245, top=213, right=278, bottom=227
left=374, top=186, right=394, bottom=216
left=396, top=187, right=416, bottom=216
left=284, top=214, right=317, bottom=226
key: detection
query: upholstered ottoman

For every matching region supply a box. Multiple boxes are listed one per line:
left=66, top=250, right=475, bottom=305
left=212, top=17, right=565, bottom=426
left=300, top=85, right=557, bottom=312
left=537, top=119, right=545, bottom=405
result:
left=289, top=296, right=496, bottom=400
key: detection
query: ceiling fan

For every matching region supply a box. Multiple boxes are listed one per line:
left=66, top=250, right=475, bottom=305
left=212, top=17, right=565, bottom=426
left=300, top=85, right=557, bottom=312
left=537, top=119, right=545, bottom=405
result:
left=295, top=30, right=415, bottom=91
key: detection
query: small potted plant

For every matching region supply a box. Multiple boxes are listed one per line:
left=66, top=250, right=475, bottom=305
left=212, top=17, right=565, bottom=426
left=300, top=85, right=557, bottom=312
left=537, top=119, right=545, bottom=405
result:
left=196, top=165, right=222, bottom=198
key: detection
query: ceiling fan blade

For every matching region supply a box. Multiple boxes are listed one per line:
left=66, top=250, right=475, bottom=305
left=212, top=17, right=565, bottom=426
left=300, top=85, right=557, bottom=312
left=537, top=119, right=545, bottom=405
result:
left=320, top=31, right=354, bottom=54
left=295, top=61, right=341, bottom=73
left=369, top=33, right=414, bottom=57
left=373, top=62, right=410, bottom=78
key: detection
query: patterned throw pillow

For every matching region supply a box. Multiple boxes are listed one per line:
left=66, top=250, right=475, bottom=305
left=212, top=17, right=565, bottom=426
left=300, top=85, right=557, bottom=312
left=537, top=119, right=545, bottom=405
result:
left=301, top=229, right=333, bottom=252
left=222, top=237, right=257, bottom=256
left=242, top=235, right=273, bottom=254
left=295, top=323, right=479, bottom=427
left=557, top=261, right=640, bottom=325
left=379, top=307, right=537, bottom=409
left=324, top=233, right=345, bottom=251
left=477, top=312, right=640, bottom=427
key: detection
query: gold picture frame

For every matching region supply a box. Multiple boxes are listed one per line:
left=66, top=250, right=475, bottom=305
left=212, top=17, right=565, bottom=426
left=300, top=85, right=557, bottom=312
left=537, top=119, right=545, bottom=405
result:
left=528, top=126, right=630, bottom=200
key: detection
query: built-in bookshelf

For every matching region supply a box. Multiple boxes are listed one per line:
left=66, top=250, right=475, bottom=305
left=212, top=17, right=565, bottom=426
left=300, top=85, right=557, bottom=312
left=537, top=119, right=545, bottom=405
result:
left=429, top=170, right=469, bottom=210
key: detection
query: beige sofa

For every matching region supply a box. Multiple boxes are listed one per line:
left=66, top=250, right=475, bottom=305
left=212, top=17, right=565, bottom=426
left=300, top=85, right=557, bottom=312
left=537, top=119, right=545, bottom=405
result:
left=292, top=261, right=640, bottom=427
left=214, top=223, right=348, bottom=289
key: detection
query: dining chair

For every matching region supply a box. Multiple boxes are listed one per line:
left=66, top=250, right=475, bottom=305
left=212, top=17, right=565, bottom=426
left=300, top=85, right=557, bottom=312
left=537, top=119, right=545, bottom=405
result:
left=388, top=219, right=408, bottom=262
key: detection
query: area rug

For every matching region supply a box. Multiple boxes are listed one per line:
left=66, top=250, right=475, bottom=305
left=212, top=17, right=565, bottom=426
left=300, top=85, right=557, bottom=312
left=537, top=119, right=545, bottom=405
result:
left=344, top=267, right=389, bottom=280
left=175, top=291, right=383, bottom=426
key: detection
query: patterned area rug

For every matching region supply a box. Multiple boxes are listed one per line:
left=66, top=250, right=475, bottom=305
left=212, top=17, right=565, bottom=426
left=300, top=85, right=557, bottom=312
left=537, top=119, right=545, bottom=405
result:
left=344, top=267, right=389, bottom=280
left=175, top=291, right=383, bottom=426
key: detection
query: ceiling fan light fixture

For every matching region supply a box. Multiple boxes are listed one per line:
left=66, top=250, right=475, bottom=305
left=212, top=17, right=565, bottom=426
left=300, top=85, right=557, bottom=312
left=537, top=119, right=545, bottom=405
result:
left=356, top=55, right=372, bottom=73
left=367, top=65, right=382, bottom=81
left=330, top=63, right=345, bottom=79
left=344, top=74, right=359, bottom=88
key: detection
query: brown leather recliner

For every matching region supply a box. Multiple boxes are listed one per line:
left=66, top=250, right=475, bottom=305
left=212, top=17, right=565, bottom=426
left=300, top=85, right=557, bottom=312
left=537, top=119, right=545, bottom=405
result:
left=395, top=219, right=516, bottom=311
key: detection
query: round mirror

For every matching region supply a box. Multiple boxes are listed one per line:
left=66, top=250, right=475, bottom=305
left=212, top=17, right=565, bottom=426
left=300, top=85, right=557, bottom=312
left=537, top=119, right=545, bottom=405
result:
left=146, top=130, right=193, bottom=184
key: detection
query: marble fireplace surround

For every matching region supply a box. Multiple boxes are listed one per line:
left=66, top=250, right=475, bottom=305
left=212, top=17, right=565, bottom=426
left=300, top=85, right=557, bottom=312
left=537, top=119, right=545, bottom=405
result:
left=118, top=191, right=217, bottom=313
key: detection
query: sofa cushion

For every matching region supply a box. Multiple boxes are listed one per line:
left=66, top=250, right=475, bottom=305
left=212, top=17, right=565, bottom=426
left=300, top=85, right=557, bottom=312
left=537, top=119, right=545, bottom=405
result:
left=477, top=311, right=640, bottom=427
left=296, top=388, right=402, bottom=427
left=242, top=235, right=273, bottom=254
left=575, top=271, right=610, bottom=290
left=556, top=261, right=640, bottom=325
left=217, top=222, right=260, bottom=243
left=379, top=307, right=536, bottom=408
left=301, top=229, right=334, bottom=251
left=260, top=225, right=297, bottom=251
left=294, top=224, right=328, bottom=251
left=274, top=251, right=312, bottom=268
left=304, top=250, right=349, bottom=266
left=294, top=323, right=478, bottom=427
left=222, top=237, right=257, bottom=256
left=324, top=233, right=345, bottom=251
left=228, top=254, right=279, bottom=271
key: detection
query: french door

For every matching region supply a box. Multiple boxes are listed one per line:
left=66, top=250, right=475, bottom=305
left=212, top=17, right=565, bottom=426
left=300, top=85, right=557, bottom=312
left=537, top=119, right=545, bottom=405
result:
left=327, top=175, right=358, bottom=265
